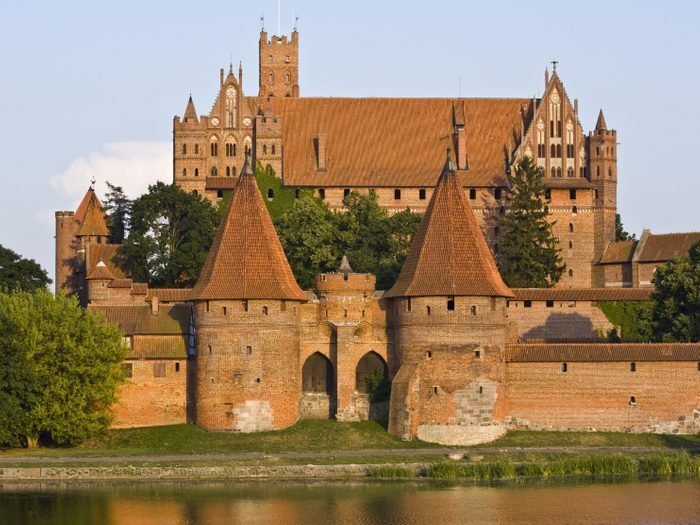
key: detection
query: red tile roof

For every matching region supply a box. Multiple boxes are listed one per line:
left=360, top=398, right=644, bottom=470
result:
left=506, top=343, right=700, bottom=362
left=511, top=288, right=652, bottom=301
left=205, top=177, right=238, bottom=190
left=385, top=154, right=513, bottom=298
left=76, top=189, right=109, bottom=237
left=146, top=288, right=192, bottom=303
left=89, top=304, right=189, bottom=335
left=270, top=97, right=531, bottom=188
left=189, top=157, right=307, bottom=301
left=86, top=260, right=115, bottom=280
left=87, top=244, right=127, bottom=279
left=638, top=232, right=700, bottom=262
left=131, top=336, right=188, bottom=359
left=544, top=179, right=593, bottom=189
left=599, top=240, right=638, bottom=264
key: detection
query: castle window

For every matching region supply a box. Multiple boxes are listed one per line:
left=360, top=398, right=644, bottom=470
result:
left=569, top=240, right=573, bottom=249
left=475, top=350, right=481, bottom=359
left=262, top=306, right=268, bottom=315
left=569, top=189, right=577, bottom=200
left=550, top=167, right=556, bottom=178
left=269, top=72, right=274, bottom=83
left=538, top=144, right=546, bottom=158
left=344, top=188, right=350, bottom=198
left=226, top=167, right=230, bottom=177
left=281, top=301, right=286, bottom=312
left=208, top=345, right=212, bottom=355
left=469, top=188, right=476, bottom=200
left=122, top=363, right=133, bottom=379
left=233, top=143, right=237, bottom=156
left=285, top=73, right=290, bottom=84
left=572, top=205, right=578, bottom=214
left=206, top=300, right=210, bottom=312
left=595, top=189, right=599, bottom=200
left=182, top=144, right=187, bottom=155
left=470, top=305, right=477, bottom=316
left=567, top=167, right=574, bottom=178
left=545, top=189, right=551, bottom=200
left=232, top=167, right=237, bottom=176
left=551, top=144, right=556, bottom=157
left=447, top=297, right=455, bottom=311
left=243, top=300, right=248, bottom=312
left=268, top=55, right=273, bottom=61
left=263, top=144, right=268, bottom=155
left=246, top=346, right=252, bottom=355
left=580, top=167, right=585, bottom=178
left=394, top=189, right=401, bottom=200
left=344, top=309, right=348, bottom=318
left=419, top=188, right=426, bottom=200
left=195, top=144, right=199, bottom=154
left=426, top=350, right=432, bottom=359
left=609, top=167, right=613, bottom=179
left=175, top=362, right=180, bottom=372
left=562, top=363, right=568, bottom=372
left=546, top=300, right=554, bottom=308
left=182, top=168, right=187, bottom=177
left=569, top=223, right=574, bottom=233
left=318, top=188, right=326, bottom=200
left=406, top=298, right=412, bottom=312
left=494, top=188, right=502, bottom=200
left=211, top=167, right=218, bottom=177
left=426, top=305, right=431, bottom=315
left=569, top=269, right=574, bottom=278
left=629, top=396, right=636, bottom=406
left=153, top=363, right=166, bottom=378
left=433, top=386, right=439, bottom=395
left=272, top=145, right=276, bottom=155
left=222, top=306, right=227, bottom=315
left=556, top=167, right=562, bottom=178
left=630, top=362, right=636, bottom=372
left=524, top=300, right=532, bottom=308
left=556, top=144, right=562, bottom=158
left=597, top=166, right=600, bottom=178
left=479, top=385, right=483, bottom=394
left=194, top=168, right=199, bottom=177
left=256, top=378, right=261, bottom=383
left=267, top=188, right=274, bottom=201
left=210, top=141, right=218, bottom=157
left=217, top=190, right=223, bottom=199
left=362, top=310, right=365, bottom=318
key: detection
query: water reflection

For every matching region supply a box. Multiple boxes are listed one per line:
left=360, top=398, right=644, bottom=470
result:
left=1, top=480, right=699, bottom=525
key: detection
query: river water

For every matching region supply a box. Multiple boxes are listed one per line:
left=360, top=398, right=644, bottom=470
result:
left=1, top=479, right=699, bottom=525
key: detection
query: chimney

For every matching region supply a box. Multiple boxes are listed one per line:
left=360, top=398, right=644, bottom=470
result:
left=220, top=68, right=224, bottom=87
left=316, top=133, right=327, bottom=171
left=456, top=127, right=467, bottom=169
left=151, top=295, right=159, bottom=316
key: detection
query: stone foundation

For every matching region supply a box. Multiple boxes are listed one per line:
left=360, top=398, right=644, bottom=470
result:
left=416, top=423, right=507, bottom=446
left=300, top=392, right=334, bottom=419
left=232, top=401, right=274, bottom=432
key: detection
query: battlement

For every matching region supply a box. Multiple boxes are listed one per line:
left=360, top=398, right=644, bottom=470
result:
left=55, top=211, right=75, bottom=218
left=315, top=272, right=376, bottom=295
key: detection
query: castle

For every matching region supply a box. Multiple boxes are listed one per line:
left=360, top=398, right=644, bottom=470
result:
left=54, top=30, right=700, bottom=445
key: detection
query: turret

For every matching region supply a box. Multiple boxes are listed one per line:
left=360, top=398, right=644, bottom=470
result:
left=86, top=259, right=115, bottom=303
left=386, top=150, right=512, bottom=444
left=258, top=29, right=299, bottom=99
left=189, top=154, right=306, bottom=431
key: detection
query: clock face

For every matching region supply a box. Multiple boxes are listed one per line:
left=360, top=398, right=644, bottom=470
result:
left=210, top=117, right=220, bottom=127
left=243, top=117, right=252, bottom=127
left=226, top=86, right=236, bottom=98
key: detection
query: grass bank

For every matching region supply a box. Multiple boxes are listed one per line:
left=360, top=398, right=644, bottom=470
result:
left=368, top=452, right=700, bottom=482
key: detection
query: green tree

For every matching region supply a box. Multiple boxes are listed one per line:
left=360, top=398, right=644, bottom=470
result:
left=254, top=161, right=312, bottom=220
left=118, top=182, right=219, bottom=287
left=0, top=244, right=51, bottom=292
left=276, top=194, right=339, bottom=289
left=496, top=157, right=565, bottom=288
left=0, top=290, right=126, bottom=447
left=649, top=240, right=700, bottom=342
left=615, top=213, right=636, bottom=241
left=103, top=182, right=132, bottom=244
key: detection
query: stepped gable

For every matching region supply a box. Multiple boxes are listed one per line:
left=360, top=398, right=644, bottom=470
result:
left=385, top=151, right=513, bottom=299
left=76, top=188, right=109, bottom=237
left=189, top=154, right=307, bottom=301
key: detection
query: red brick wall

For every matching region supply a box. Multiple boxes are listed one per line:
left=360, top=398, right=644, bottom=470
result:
left=507, top=299, right=612, bottom=341
left=505, top=361, right=700, bottom=433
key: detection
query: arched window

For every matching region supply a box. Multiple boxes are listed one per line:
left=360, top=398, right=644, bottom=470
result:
left=597, top=166, right=600, bottom=178
left=272, top=144, right=276, bottom=155
left=596, top=146, right=600, bottom=156
left=263, top=144, right=268, bottom=154
left=568, top=269, right=574, bottom=278
left=556, top=167, right=562, bottom=178
left=262, top=306, right=268, bottom=315
left=355, top=352, right=389, bottom=405
left=567, top=167, right=574, bottom=178
left=285, top=72, right=291, bottom=84
left=194, top=168, right=199, bottom=177
left=268, top=72, right=274, bottom=83
left=580, top=167, right=585, bottom=178
left=556, top=144, right=562, bottom=158
left=232, top=166, right=237, bottom=176
left=182, top=144, right=187, bottom=155
left=210, top=139, right=218, bottom=157
left=194, top=144, right=199, bottom=155
left=182, top=168, right=187, bottom=177
left=192, top=189, right=198, bottom=196
left=233, top=143, right=237, bottom=157
left=569, top=240, right=573, bottom=249
left=569, top=223, right=574, bottom=232
left=210, top=167, right=217, bottom=177
left=551, top=167, right=556, bottom=178
left=226, top=166, right=230, bottom=177
left=267, top=188, right=274, bottom=201
left=551, top=144, right=556, bottom=157
left=572, top=205, right=578, bottom=214
left=608, top=167, right=613, bottom=179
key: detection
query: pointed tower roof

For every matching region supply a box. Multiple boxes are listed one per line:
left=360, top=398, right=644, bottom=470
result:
left=385, top=151, right=513, bottom=299
left=76, top=188, right=109, bottom=237
left=595, top=109, right=607, bottom=131
left=87, top=259, right=115, bottom=281
left=189, top=154, right=307, bottom=301
left=184, top=95, right=198, bottom=122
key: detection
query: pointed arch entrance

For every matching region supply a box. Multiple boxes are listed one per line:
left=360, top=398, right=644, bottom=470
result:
left=355, top=351, right=390, bottom=423
left=300, top=352, right=336, bottom=419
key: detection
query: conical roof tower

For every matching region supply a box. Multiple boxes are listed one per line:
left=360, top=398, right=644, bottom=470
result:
left=189, top=154, right=307, bottom=301
left=184, top=95, right=198, bottom=123
left=385, top=150, right=512, bottom=298
left=76, top=188, right=109, bottom=237
left=595, top=109, right=607, bottom=131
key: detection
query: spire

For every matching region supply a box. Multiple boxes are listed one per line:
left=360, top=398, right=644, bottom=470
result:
left=595, top=109, right=607, bottom=131
left=385, top=149, right=512, bottom=299
left=545, top=66, right=549, bottom=86
left=189, top=152, right=307, bottom=301
left=184, top=95, right=198, bottom=123
left=338, top=255, right=353, bottom=274
left=239, top=61, right=243, bottom=87
left=76, top=188, right=109, bottom=237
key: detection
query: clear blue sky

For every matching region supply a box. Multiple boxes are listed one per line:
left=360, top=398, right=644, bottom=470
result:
left=1, top=0, right=698, bottom=282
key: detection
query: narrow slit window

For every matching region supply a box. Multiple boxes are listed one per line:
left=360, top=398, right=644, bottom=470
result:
left=447, top=297, right=455, bottom=311
left=562, top=362, right=568, bottom=373
left=630, top=362, right=636, bottom=372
